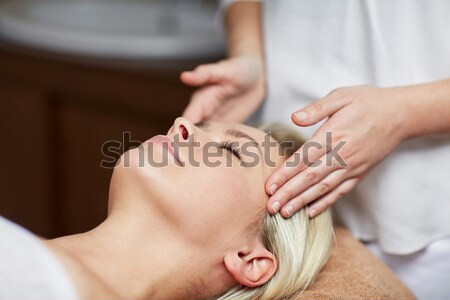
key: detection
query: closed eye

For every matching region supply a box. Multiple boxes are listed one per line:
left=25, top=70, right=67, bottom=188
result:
left=219, top=141, right=242, bottom=160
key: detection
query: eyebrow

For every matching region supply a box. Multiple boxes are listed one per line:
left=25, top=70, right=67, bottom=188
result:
left=196, top=121, right=262, bottom=155
left=225, top=128, right=258, bottom=144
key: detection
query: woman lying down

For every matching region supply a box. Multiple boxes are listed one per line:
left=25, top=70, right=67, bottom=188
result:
left=0, top=118, right=334, bottom=300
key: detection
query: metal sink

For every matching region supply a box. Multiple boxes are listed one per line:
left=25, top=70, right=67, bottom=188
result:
left=0, top=0, right=225, bottom=61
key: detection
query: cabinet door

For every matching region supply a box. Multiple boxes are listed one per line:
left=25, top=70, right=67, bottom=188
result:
left=0, top=47, right=193, bottom=237
left=56, top=98, right=170, bottom=235
left=0, top=83, right=54, bottom=237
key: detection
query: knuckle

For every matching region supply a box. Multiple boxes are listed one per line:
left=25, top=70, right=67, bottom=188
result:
left=331, top=131, right=347, bottom=144
left=291, top=193, right=304, bottom=204
left=289, top=197, right=305, bottom=213
left=340, top=150, right=354, bottom=163
left=319, top=182, right=330, bottom=194
left=340, top=183, right=354, bottom=194
left=323, top=197, right=332, bottom=207
left=196, top=65, right=211, bottom=73
left=336, top=190, right=346, bottom=199
left=310, top=102, right=324, bottom=117
left=196, top=65, right=206, bottom=72
left=274, top=172, right=288, bottom=185
left=329, top=87, right=346, bottom=97
left=191, top=94, right=203, bottom=104
left=280, top=189, right=293, bottom=202
left=345, top=165, right=360, bottom=177
left=298, top=197, right=309, bottom=209
left=329, top=196, right=339, bottom=206
left=306, top=171, right=318, bottom=183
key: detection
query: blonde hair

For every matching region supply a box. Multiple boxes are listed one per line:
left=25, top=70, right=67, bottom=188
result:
left=214, top=123, right=334, bottom=300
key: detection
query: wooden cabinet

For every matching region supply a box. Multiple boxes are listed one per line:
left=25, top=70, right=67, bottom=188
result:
left=0, top=81, right=53, bottom=236
left=0, top=46, right=206, bottom=237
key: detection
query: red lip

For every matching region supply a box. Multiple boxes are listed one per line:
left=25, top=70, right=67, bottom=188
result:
left=148, top=135, right=182, bottom=166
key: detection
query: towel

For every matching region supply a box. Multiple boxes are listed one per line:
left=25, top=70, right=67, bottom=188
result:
left=0, top=215, right=79, bottom=300
left=294, top=227, right=416, bottom=300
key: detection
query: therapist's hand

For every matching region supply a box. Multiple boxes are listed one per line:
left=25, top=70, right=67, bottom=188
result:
left=266, top=85, right=408, bottom=218
left=180, top=55, right=265, bottom=123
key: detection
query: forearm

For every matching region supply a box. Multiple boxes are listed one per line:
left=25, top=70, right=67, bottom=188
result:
left=394, top=78, right=450, bottom=139
left=225, top=1, right=264, bottom=60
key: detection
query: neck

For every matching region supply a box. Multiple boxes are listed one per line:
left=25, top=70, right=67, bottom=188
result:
left=48, top=209, right=211, bottom=300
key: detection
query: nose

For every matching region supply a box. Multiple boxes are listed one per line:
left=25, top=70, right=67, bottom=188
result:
left=173, top=117, right=193, bottom=141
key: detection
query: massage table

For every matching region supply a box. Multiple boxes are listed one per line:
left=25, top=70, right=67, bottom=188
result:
left=294, top=227, right=416, bottom=300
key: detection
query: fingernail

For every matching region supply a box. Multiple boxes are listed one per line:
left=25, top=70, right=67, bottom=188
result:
left=294, top=111, right=308, bottom=122
left=283, top=205, right=293, bottom=217
left=271, top=201, right=281, bottom=213
left=309, top=208, right=317, bottom=218
left=269, top=184, right=278, bottom=195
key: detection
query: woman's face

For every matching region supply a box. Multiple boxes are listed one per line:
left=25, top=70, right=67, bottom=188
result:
left=113, top=117, right=285, bottom=250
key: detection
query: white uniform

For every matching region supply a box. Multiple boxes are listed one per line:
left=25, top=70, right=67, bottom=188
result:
left=222, top=1, right=450, bottom=299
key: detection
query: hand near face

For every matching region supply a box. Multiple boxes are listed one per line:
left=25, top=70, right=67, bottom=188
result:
left=266, top=85, right=408, bottom=218
left=180, top=55, right=265, bottom=123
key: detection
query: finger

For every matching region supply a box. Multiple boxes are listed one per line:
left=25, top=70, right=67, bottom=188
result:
left=267, top=153, right=342, bottom=215
left=182, top=99, right=203, bottom=124
left=307, top=177, right=359, bottom=218
left=182, top=87, right=218, bottom=123
left=291, top=92, right=348, bottom=126
left=276, top=169, right=347, bottom=218
left=182, top=84, right=232, bottom=122
left=265, top=133, right=327, bottom=196
left=180, top=63, right=229, bottom=86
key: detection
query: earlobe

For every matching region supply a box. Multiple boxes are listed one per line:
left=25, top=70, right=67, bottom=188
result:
left=223, top=243, right=278, bottom=288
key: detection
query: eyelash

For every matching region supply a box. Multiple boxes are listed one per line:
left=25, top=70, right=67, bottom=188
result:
left=219, top=141, right=242, bottom=160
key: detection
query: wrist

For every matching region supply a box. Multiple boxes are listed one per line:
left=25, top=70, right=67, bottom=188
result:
left=387, top=80, right=450, bottom=140
left=228, top=44, right=264, bottom=62
left=382, top=86, right=412, bottom=142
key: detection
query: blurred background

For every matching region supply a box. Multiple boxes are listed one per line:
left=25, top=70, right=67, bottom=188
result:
left=0, top=0, right=224, bottom=238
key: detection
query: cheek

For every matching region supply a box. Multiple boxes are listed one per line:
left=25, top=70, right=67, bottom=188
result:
left=170, top=165, right=247, bottom=217
left=117, top=147, right=266, bottom=245
left=172, top=165, right=261, bottom=244
left=194, top=166, right=248, bottom=210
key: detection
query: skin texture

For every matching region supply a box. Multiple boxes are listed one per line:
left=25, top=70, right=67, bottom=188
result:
left=181, top=55, right=265, bottom=123
left=45, top=118, right=286, bottom=300
left=181, top=2, right=265, bottom=123
left=266, top=81, right=450, bottom=218
left=180, top=2, right=450, bottom=219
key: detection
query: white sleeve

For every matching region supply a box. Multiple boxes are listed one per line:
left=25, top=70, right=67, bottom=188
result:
left=0, top=216, right=79, bottom=300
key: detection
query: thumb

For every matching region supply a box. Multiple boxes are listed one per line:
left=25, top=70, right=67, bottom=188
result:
left=182, top=85, right=230, bottom=122
left=182, top=101, right=203, bottom=124
left=180, top=63, right=229, bottom=87
left=291, top=95, right=347, bottom=126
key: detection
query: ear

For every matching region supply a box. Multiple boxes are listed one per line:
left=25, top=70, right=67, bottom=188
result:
left=223, top=241, right=278, bottom=287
